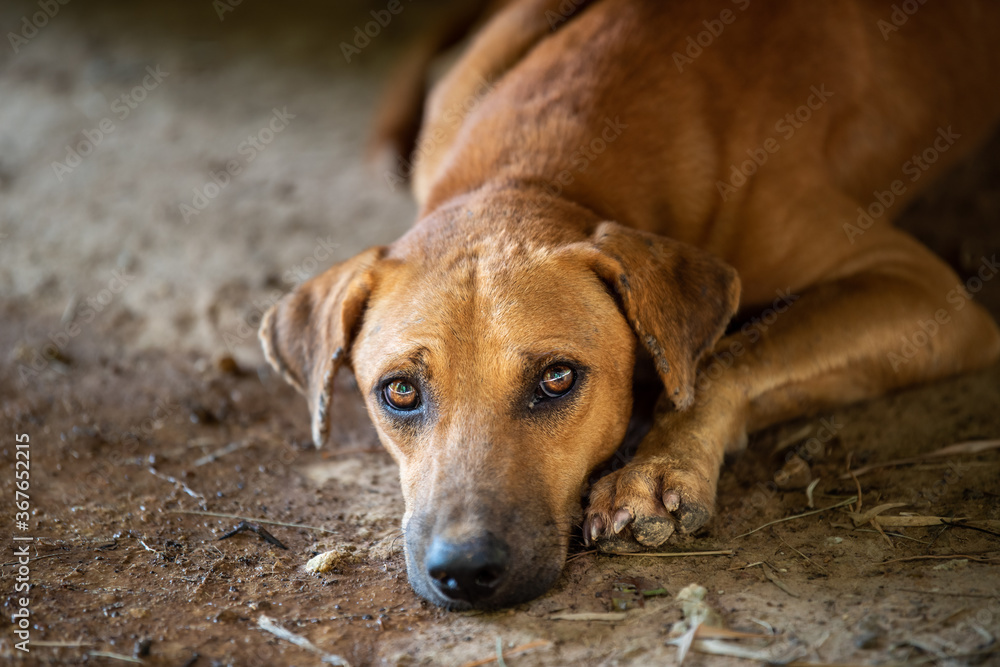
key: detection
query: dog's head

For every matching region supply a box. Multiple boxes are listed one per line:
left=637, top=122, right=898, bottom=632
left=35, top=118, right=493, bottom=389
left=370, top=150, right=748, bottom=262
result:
left=260, top=195, right=739, bottom=609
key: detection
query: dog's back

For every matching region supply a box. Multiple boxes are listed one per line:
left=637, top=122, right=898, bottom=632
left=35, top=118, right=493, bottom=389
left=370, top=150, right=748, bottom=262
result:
left=376, top=0, right=1000, bottom=306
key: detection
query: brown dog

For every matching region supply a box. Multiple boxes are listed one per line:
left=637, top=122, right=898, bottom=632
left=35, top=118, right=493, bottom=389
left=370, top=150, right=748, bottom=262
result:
left=260, top=0, right=1000, bottom=609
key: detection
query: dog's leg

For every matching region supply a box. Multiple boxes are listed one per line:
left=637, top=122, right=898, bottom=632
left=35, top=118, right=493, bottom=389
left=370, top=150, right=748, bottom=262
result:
left=585, top=230, right=1000, bottom=550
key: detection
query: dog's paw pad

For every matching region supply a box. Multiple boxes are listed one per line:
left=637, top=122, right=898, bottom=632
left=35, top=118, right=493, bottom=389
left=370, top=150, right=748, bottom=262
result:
left=675, top=499, right=711, bottom=534
left=632, top=515, right=675, bottom=546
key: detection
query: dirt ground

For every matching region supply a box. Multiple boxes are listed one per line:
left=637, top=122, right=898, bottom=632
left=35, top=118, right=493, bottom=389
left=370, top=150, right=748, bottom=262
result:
left=1, top=1, right=999, bottom=665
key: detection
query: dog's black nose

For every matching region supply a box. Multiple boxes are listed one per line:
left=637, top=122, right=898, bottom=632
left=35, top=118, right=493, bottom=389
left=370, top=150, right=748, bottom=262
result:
left=424, top=534, right=509, bottom=603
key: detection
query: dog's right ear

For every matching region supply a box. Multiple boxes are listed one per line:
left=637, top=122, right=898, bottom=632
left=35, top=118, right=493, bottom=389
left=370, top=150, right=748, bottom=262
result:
left=582, top=222, right=741, bottom=411
left=259, top=246, right=386, bottom=448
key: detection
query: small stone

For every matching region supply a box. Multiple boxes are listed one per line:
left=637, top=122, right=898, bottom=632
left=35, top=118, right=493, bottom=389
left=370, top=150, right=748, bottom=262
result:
left=932, top=559, right=968, bottom=571
left=305, top=547, right=360, bottom=573
left=214, top=607, right=243, bottom=623
left=215, top=355, right=241, bottom=375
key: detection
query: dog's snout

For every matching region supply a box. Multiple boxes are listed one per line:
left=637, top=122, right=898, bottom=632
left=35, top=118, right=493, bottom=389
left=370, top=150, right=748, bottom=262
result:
left=424, top=534, right=509, bottom=603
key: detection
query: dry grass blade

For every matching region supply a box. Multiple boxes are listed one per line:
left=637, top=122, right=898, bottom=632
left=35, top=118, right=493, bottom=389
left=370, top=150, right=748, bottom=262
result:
left=669, top=583, right=724, bottom=664
left=728, top=561, right=765, bottom=571
left=672, top=618, right=701, bottom=664
left=683, top=638, right=808, bottom=663
left=849, top=502, right=909, bottom=526
left=148, top=467, right=204, bottom=501
left=547, top=612, right=628, bottom=621
left=32, top=641, right=94, bottom=648
left=86, top=652, right=144, bottom=664
left=734, top=496, right=857, bottom=538
left=457, top=639, right=553, bottom=667
left=694, top=626, right=771, bottom=640
left=257, top=615, right=351, bottom=666
left=763, top=564, right=799, bottom=598
left=882, top=554, right=1000, bottom=565
left=608, top=549, right=734, bottom=557
left=894, top=588, right=999, bottom=598
left=194, top=440, right=250, bottom=466
left=873, top=515, right=966, bottom=527
left=784, top=662, right=879, bottom=667
left=778, top=535, right=829, bottom=574
left=805, top=478, right=820, bottom=508
left=940, top=519, right=1000, bottom=537
left=168, top=509, right=338, bottom=534
left=840, top=439, right=1000, bottom=479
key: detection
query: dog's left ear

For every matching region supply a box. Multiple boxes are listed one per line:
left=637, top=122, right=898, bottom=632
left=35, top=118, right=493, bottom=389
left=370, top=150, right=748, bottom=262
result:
left=585, top=221, right=741, bottom=410
left=259, top=246, right=386, bottom=447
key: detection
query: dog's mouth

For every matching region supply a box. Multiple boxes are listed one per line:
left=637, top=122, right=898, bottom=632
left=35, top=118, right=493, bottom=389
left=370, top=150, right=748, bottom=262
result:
left=403, top=513, right=569, bottom=610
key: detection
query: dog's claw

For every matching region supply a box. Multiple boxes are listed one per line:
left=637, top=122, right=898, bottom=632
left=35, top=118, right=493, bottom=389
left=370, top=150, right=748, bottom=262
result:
left=586, top=515, right=604, bottom=544
left=612, top=508, right=632, bottom=534
left=663, top=489, right=681, bottom=512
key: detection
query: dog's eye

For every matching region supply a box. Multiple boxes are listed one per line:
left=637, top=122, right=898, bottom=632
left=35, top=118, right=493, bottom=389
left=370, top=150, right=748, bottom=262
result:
left=538, top=365, right=575, bottom=398
left=384, top=379, right=420, bottom=410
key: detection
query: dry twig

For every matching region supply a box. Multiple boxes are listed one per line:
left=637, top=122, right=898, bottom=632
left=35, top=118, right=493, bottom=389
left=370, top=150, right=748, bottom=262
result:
left=457, top=639, right=552, bottom=667
left=257, top=615, right=350, bottom=666
left=734, top=496, right=857, bottom=538
left=167, top=509, right=338, bottom=534
left=608, top=549, right=734, bottom=558
left=840, top=439, right=1000, bottom=479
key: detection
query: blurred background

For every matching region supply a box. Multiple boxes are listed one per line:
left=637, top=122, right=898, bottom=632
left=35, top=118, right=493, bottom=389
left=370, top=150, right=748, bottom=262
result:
left=2, top=0, right=999, bottom=371
left=0, top=0, right=457, bottom=369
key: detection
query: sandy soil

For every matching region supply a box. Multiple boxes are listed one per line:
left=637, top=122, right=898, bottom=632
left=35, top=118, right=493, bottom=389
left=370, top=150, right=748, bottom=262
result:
left=1, top=1, right=999, bottom=665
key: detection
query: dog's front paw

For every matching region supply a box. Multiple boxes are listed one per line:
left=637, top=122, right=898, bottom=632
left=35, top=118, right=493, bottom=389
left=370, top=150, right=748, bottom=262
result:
left=582, top=457, right=715, bottom=552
